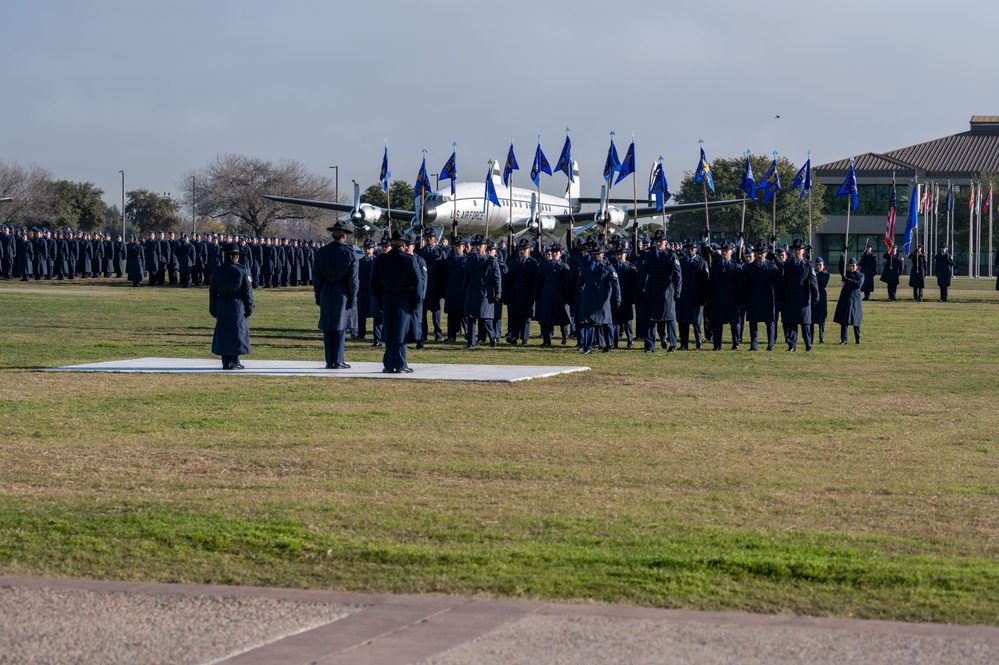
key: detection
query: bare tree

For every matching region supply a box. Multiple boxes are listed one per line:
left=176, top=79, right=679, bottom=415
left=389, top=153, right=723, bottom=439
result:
left=0, top=160, right=56, bottom=228
left=178, top=154, right=336, bottom=237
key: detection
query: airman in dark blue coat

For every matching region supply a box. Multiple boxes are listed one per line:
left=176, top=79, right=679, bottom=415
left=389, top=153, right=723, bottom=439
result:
left=126, top=236, right=145, bottom=286
left=371, top=230, right=422, bottom=373
left=708, top=240, right=743, bottom=350
left=356, top=239, right=376, bottom=340
left=858, top=245, right=878, bottom=300
left=209, top=243, right=254, bottom=369
left=637, top=230, right=682, bottom=352
left=933, top=243, right=954, bottom=301
left=537, top=243, right=572, bottom=346
left=780, top=239, right=820, bottom=351
left=879, top=247, right=904, bottom=301
left=611, top=247, right=638, bottom=348
left=416, top=229, right=447, bottom=341
left=908, top=246, right=927, bottom=301
left=575, top=244, right=621, bottom=354
left=443, top=238, right=468, bottom=341
left=741, top=245, right=780, bottom=350
left=814, top=258, right=830, bottom=343
left=677, top=240, right=709, bottom=350
left=463, top=235, right=502, bottom=347
left=313, top=222, right=359, bottom=369
left=505, top=238, right=541, bottom=345
left=833, top=258, right=864, bottom=344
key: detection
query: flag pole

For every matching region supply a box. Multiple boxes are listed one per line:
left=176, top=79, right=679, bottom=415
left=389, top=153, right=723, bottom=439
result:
left=843, top=196, right=851, bottom=278
left=631, top=135, right=638, bottom=250
left=508, top=143, right=514, bottom=255
left=969, top=180, right=974, bottom=277
left=484, top=160, right=492, bottom=238
left=989, top=181, right=994, bottom=279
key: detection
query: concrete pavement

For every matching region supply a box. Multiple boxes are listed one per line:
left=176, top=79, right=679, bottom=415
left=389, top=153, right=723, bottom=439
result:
left=2, top=575, right=997, bottom=664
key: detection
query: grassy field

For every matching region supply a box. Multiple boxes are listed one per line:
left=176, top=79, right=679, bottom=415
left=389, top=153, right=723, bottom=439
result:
left=1, top=276, right=997, bottom=625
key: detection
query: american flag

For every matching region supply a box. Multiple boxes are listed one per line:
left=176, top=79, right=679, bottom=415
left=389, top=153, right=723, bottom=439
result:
left=884, top=179, right=897, bottom=251
left=983, top=183, right=993, bottom=212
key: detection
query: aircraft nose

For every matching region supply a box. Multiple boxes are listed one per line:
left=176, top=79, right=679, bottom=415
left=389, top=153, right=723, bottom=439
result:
left=421, top=205, right=438, bottom=224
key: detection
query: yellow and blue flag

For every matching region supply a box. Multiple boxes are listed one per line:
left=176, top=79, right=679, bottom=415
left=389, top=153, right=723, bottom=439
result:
left=531, top=140, right=551, bottom=187
left=502, top=143, right=519, bottom=187
left=791, top=157, right=811, bottom=201
left=555, top=135, right=573, bottom=183
left=836, top=158, right=858, bottom=211
left=757, top=154, right=781, bottom=204
left=648, top=159, right=671, bottom=211
left=440, top=147, right=457, bottom=196
left=484, top=168, right=501, bottom=211
left=414, top=156, right=433, bottom=204
left=738, top=151, right=755, bottom=201
left=604, top=134, right=621, bottom=185
left=379, top=144, right=391, bottom=193
left=693, top=147, right=714, bottom=193
left=615, top=141, right=636, bottom=185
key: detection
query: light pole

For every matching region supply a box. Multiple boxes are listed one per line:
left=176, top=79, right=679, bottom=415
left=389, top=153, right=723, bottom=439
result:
left=431, top=173, right=440, bottom=189
left=192, top=175, right=197, bottom=235
left=329, top=165, right=339, bottom=221
left=118, top=170, right=125, bottom=238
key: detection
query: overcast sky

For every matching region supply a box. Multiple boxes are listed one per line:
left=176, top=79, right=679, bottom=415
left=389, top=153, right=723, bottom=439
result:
left=3, top=0, right=998, bottom=209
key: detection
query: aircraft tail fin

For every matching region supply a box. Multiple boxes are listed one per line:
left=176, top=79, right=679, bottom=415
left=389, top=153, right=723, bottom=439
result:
left=490, top=159, right=502, bottom=182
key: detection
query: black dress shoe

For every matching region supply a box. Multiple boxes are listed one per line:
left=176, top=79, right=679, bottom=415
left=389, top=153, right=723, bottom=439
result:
left=601, top=346, right=611, bottom=353
left=731, top=344, right=739, bottom=350
left=667, top=346, right=675, bottom=353
left=415, top=341, right=424, bottom=349
left=328, top=363, right=351, bottom=369
left=766, top=345, right=774, bottom=351
left=434, top=333, right=442, bottom=341
left=382, top=368, right=401, bottom=373
left=230, top=363, right=245, bottom=370
left=580, top=348, right=592, bottom=355
left=402, top=367, right=414, bottom=373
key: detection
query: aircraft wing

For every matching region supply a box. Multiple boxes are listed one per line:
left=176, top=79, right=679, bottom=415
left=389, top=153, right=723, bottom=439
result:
left=262, top=194, right=417, bottom=223
left=549, top=198, right=742, bottom=226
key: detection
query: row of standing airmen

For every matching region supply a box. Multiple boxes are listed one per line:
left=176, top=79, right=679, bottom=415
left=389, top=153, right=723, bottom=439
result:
left=0, top=225, right=323, bottom=289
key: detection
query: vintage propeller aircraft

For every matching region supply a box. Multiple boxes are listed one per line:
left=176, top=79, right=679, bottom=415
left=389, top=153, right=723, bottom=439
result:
left=263, top=159, right=738, bottom=241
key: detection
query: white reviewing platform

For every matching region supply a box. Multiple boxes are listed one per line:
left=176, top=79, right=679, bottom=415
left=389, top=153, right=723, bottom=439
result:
left=46, top=357, right=590, bottom=383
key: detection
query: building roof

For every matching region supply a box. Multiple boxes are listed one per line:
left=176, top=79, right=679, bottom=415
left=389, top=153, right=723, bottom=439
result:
left=815, top=116, right=999, bottom=181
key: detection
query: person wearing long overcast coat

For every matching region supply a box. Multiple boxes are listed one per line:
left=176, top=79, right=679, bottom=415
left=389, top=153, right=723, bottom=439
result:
left=934, top=243, right=954, bottom=301
left=126, top=236, right=145, bottom=286
left=575, top=245, right=621, bottom=354
left=708, top=241, right=743, bottom=350
left=879, top=247, right=904, bottom=301
left=741, top=246, right=780, bottom=351
left=908, top=245, right=927, bottom=301
left=371, top=230, right=422, bottom=373
left=313, top=222, right=359, bottom=369
left=536, top=244, right=573, bottom=346
left=780, top=239, right=820, bottom=351
left=833, top=257, right=864, bottom=344
left=814, top=258, right=831, bottom=343
left=504, top=239, right=541, bottom=345
left=443, top=239, right=468, bottom=342
left=677, top=240, right=710, bottom=350
left=463, top=235, right=502, bottom=347
left=638, top=232, right=682, bottom=352
left=209, top=242, right=254, bottom=369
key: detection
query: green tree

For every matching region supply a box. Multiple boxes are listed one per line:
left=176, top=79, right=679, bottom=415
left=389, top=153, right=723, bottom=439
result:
left=360, top=181, right=415, bottom=212
left=52, top=180, right=106, bottom=231
left=669, top=155, right=827, bottom=245
left=126, top=189, right=182, bottom=236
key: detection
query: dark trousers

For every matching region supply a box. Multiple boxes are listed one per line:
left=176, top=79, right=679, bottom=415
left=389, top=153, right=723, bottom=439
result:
left=840, top=325, right=861, bottom=343
left=168, top=269, right=178, bottom=285
left=679, top=322, right=702, bottom=349
left=508, top=316, right=531, bottom=343
left=912, top=288, right=923, bottom=300
left=383, top=343, right=407, bottom=371
left=221, top=354, right=240, bottom=368
left=886, top=283, right=898, bottom=300
left=786, top=324, right=814, bottom=350
left=180, top=271, right=191, bottom=287
left=467, top=317, right=494, bottom=346
left=446, top=312, right=464, bottom=341
left=613, top=321, right=633, bottom=345
left=422, top=307, right=442, bottom=339
left=940, top=286, right=949, bottom=301
left=323, top=329, right=346, bottom=366
left=711, top=321, right=740, bottom=349
left=747, top=321, right=776, bottom=350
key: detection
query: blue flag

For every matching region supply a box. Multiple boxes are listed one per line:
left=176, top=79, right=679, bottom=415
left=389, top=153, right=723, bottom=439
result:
left=414, top=157, right=433, bottom=204
left=738, top=152, right=755, bottom=201
left=757, top=155, right=781, bottom=204
left=693, top=147, right=714, bottom=193
left=902, top=182, right=919, bottom=252
left=603, top=136, right=621, bottom=184
left=836, top=160, right=858, bottom=211
left=791, top=158, right=812, bottom=201
left=440, top=149, right=457, bottom=196
left=615, top=141, right=636, bottom=185
left=484, top=168, right=500, bottom=211
left=530, top=142, right=552, bottom=187
left=946, top=182, right=955, bottom=212
left=379, top=144, right=391, bottom=193
left=502, top=143, right=519, bottom=187
left=554, top=135, right=573, bottom=182
left=648, top=160, right=671, bottom=211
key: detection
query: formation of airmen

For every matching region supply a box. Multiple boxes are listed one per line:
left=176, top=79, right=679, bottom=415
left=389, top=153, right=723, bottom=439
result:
left=0, top=225, right=322, bottom=289
left=342, top=227, right=889, bottom=356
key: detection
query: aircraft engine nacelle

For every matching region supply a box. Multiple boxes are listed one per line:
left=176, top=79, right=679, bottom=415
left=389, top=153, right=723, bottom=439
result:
left=528, top=215, right=558, bottom=233
left=356, top=204, right=383, bottom=226
left=604, top=207, right=627, bottom=227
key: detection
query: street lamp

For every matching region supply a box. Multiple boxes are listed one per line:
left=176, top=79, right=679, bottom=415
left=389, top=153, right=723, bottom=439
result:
left=431, top=173, right=439, bottom=189
left=118, top=170, right=125, bottom=238
left=329, top=165, right=339, bottom=221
